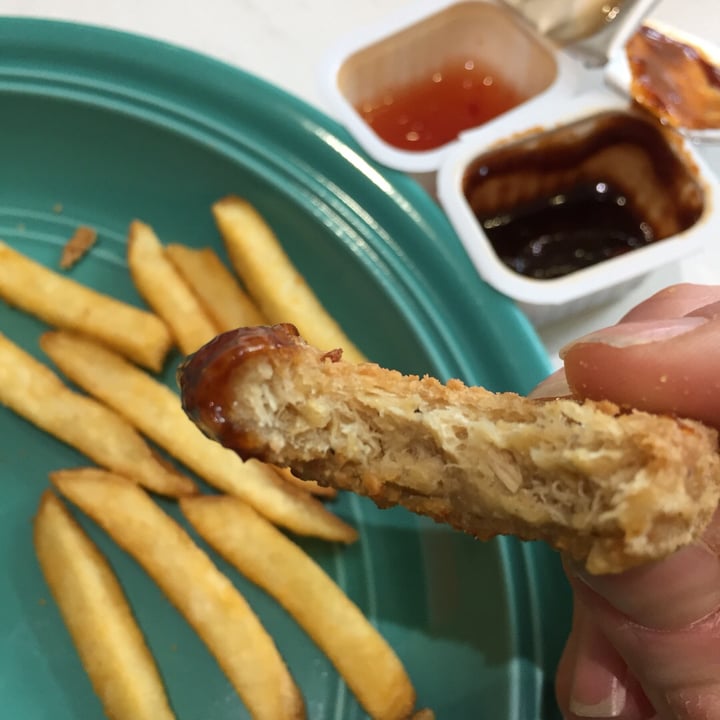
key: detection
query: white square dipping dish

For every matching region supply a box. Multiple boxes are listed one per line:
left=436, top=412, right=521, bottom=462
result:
left=320, top=0, right=580, bottom=173
left=436, top=92, right=720, bottom=326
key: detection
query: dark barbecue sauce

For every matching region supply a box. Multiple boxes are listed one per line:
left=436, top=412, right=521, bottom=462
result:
left=479, top=181, right=654, bottom=279
left=462, top=112, right=705, bottom=280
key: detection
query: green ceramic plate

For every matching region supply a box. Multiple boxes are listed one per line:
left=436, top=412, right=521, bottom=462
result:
left=0, top=18, right=571, bottom=719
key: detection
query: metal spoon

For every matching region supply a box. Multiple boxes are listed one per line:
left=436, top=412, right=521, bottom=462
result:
left=554, top=0, right=661, bottom=67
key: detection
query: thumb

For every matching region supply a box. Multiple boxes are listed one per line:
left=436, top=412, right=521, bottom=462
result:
left=567, top=528, right=720, bottom=720
left=560, top=313, right=720, bottom=428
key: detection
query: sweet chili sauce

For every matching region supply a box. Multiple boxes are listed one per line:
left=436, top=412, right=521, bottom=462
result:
left=356, top=59, right=524, bottom=151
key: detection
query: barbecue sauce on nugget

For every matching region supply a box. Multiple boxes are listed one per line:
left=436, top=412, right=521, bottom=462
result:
left=179, top=324, right=305, bottom=453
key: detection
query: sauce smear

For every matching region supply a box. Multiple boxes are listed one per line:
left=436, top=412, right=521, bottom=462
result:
left=356, top=60, right=523, bottom=151
left=626, top=25, right=720, bottom=130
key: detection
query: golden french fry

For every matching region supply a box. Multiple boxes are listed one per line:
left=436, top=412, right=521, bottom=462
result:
left=0, top=241, right=171, bottom=371
left=212, top=196, right=366, bottom=362
left=52, top=469, right=305, bottom=720
left=272, top=465, right=337, bottom=499
left=34, top=491, right=176, bottom=720
left=0, top=333, right=195, bottom=497
left=127, top=222, right=217, bottom=355
left=165, top=244, right=266, bottom=333
left=181, top=495, right=416, bottom=720
left=41, top=330, right=357, bottom=543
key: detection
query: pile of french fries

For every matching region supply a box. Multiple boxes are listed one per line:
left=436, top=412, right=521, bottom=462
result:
left=0, top=197, right=432, bottom=720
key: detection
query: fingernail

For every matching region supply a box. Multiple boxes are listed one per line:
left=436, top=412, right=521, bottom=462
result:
left=568, top=612, right=628, bottom=718
left=570, top=543, right=720, bottom=630
left=560, top=317, right=708, bottom=359
left=528, top=369, right=572, bottom=399
left=570, top=674, right=627, bottom=718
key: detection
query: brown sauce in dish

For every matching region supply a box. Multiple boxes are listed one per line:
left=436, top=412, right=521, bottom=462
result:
left=478, top=181, right=654, bottom=279
left=356, top=59, right=524, bottom=151
left=462, top=111, right=705, bottom=280
left=626, top=25, right=720, bottom=130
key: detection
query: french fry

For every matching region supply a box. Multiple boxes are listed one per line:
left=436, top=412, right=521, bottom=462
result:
left=41, top=330, right=357, bottom=543
left=181, top=495, right=416, bottom=720
left=127, top=222, right=217, bottom=355
left=0, top=241, right=171, bottom=371
left=212, top=196, right=366, bottom=362
left=0, top=333, right=195, bottom=497
left=165, top=244, right=266, bottom=332
left=51, top=469, right=305, bottom=720
left=272, top=465, right=337, bottom=499
left=34, top=491, right=176, bottom=720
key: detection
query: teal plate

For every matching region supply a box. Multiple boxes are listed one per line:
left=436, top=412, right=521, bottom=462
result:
left=0, top=18, right=571, bottom=719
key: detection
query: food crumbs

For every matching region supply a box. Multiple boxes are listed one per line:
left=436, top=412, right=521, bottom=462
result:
left=60, top=225, right=97, bottom=270
left=411, top=710, right=436, bottom=720
left=170, top=643, right=178, bottom=652
left=52, top=203, right=64, bottom=214
left=16, top=223, right=25, bottom=232
left=38, top=597, right=47, bottom=606
left=659, top=375, right=668, bottom=383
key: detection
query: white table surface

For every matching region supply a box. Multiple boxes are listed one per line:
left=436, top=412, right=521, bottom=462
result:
left=2, top=0, right=718, bottom=369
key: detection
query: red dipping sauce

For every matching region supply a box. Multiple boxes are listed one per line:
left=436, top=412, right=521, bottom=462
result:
left=356, top=60, right=523, bottom=151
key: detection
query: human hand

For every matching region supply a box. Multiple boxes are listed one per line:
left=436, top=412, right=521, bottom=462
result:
left=532, top=284, right=720, bottom=720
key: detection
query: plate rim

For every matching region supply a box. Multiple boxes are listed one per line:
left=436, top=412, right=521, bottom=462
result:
left=0, top=16, right=566, bottom=719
